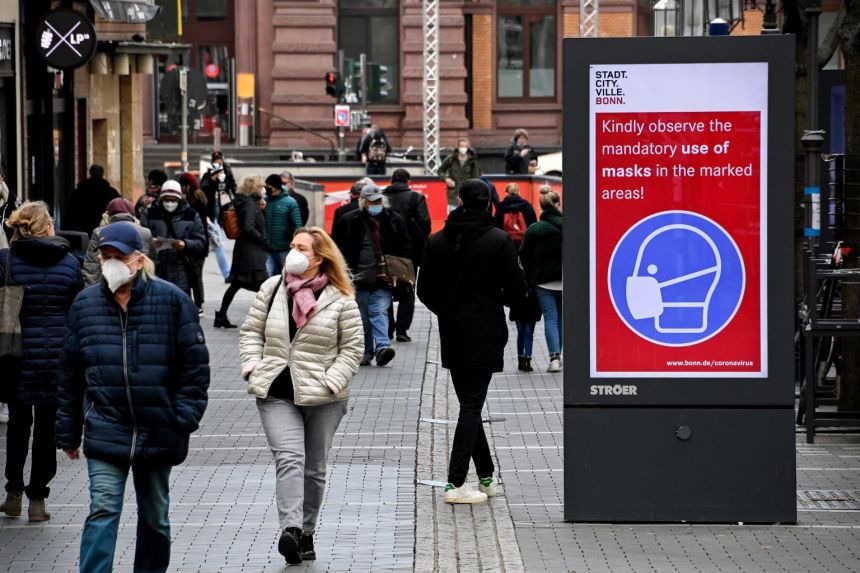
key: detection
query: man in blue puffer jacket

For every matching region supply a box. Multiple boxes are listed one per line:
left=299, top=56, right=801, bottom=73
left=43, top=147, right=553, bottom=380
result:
left=55, top=222, right=210, bottom=573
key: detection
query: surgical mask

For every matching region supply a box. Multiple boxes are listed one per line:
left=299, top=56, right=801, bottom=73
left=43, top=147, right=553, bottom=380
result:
left=368, top=205, right=383, bottom=216
left=163, top=201, right=179, bottom=213
left=281, top=184, right=290, bottom=193
left=458, top=146, right=468, bottom=156
left=102, top=258, right=137, bottom=293
left=284, top=249, right=314, bottom=275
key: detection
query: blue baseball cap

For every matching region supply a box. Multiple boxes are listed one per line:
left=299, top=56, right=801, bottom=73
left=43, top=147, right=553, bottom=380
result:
left=97, top=221, right=143, bottom=255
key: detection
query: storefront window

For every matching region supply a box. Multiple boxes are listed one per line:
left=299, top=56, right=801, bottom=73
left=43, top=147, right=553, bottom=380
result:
left=197, top=0, right=228, bottom=21
left=338, top=0, right=400, bottom=104
left=498, top=1, right=557, bottom=100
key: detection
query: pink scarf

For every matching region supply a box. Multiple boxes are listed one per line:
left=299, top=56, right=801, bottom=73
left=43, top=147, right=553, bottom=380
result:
left=285, top=272, right=330, bottom=329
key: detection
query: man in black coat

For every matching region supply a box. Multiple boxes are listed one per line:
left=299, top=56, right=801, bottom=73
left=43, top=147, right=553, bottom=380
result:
left=67, top=164, right=121, bottom=234
left=418, top=179, right=527, bottom=504
left=280, top=171, right=309, bottom=226
left=332, top=177, right=369, bottom=231
left=383, top=169, right=431, bottom=341
left=332, top=182, right=410, bottom=367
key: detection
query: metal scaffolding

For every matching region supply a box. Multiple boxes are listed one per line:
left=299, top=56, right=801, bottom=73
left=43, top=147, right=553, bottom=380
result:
left=580, top=0, right=599, bottom=38
left=423, top=0, right=440, bottom=174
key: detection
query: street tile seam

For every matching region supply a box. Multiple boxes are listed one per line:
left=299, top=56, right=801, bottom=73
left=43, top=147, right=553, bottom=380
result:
left=414, top=318, right=527, bottom=573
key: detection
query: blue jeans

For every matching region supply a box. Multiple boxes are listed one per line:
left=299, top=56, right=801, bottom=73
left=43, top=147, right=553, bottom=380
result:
left=267, top=250, right=287, bottom=276
left=211, top=209, right=231, bottom=279
left=535, top=286, right=563, bottom=356
left=80, top=458, right=172, bottom=573
left=516, top=322, right=535, bottom=358
left=355, top=288, right=393, bottom=359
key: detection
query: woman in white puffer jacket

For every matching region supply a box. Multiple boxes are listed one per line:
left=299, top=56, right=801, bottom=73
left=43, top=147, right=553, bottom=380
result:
left=239, top=226, right=363, bottom=565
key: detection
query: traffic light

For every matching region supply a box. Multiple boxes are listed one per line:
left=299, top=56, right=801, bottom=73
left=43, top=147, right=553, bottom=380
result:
left=325, top=71, right=344, bottom=99
left=367, top=63, right=390, bottom=102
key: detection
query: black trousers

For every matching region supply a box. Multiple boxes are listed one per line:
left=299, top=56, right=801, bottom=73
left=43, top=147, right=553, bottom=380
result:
left=4, top=402, right=58, bottom=499
left=447, top=369, right=495, bottom=487
left=387, top=289, right=415, bottom=336
left=189, top=258, right=205, bottom=309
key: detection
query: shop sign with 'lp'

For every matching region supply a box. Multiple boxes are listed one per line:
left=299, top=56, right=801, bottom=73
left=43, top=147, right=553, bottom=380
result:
left=35, top=9, right=97, bottom=70
left=590, top=63, right=768, bottom=378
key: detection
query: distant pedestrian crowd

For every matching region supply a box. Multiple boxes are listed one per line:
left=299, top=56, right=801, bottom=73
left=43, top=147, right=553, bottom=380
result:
left=0, top=136, right=562, bottom=569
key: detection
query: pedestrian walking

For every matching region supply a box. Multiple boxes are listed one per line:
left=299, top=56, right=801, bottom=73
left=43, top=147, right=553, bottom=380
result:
left=200, top=151, right=237, bottom=280
left=239, top=227, right=363, bottom=565
left=495, top=183, right=540, bottom=372
left=82, top=198, right=156, bottom=287
left=263, top=173, right=302, bottom=276
left=0, top=202, right=82, bottom=522
left=332, top=182, right=410, bottom=366
left=418, top=179, right=526, bottom=504
left=437, top=137, right=480, bottom=212
left=215, top=175, right=269, bottom=328
left=332, top=178, right=369, bottom=231
left=67, top=165, right=121, bottom=234
left=141, top=180, right=207, bottom=306
left=519, top=186, right=563, bottom=372
left=281, top=171, right=310, bottom=226
left=56, top=221, right=209, bottom=573
left=504, top=129, right=539, bottom=175
left=383, top=169, right=431, bottom=342
left=359, top=126, right=391, bottom=176
left=135, top=169, right=167, bottom=220
left=180, top=173, right=210, bottom=313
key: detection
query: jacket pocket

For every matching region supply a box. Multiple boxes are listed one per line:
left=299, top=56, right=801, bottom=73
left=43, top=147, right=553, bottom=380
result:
left=248, top=355, right=288, bottom=390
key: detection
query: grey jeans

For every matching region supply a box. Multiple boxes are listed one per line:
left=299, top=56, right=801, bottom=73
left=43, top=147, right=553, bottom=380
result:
left=256, top=397, right=348, bottom=533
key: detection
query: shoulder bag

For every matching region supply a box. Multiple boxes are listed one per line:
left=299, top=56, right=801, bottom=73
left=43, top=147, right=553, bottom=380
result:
left=362, top=217, right=415, bottom=298
left=0, top=248, right=25, bottom=358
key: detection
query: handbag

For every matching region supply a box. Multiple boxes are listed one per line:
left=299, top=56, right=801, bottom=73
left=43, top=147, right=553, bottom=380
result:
left=362, top=218, right=415, bottom=297
left=0, top=248, right=24, bottom=358
left=220, top=205, right=241, bottom=240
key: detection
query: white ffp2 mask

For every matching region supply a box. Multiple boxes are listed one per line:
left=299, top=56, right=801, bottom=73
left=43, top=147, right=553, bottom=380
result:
left=102, top=258, right=136, bottom=293
left=284, top=249, right=312, bottom=275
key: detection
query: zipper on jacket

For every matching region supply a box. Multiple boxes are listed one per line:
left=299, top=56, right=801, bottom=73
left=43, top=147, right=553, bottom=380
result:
left=84, top=402, right=95, bottom=423
left=119, top=309, right=138, bottom=463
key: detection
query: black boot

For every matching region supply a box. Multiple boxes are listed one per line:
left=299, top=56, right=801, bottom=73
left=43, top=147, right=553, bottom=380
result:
left=517, top=356, right=525, bottom=371
left=522, top=357, right=534, bottom=373
left=213, top=311, right=237, bottom=329
left=278, top=527, right=303, bottom=564
left=299, top=533, right=316, bottom=561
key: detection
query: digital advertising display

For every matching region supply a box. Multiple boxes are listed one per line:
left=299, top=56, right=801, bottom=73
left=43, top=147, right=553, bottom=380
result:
left=589, top=63, right=768, bottom=378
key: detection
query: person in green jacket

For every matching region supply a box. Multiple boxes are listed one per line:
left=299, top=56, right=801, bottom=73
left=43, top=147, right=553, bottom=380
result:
left=519, top=186, right=563, bottom=373
left=437, top=137, right=481, bottom=212
left=264, top=174, right=303, bottom=276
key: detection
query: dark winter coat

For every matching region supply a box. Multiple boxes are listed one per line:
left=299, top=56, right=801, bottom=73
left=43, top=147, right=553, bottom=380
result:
left=519, top=207, right=563, bottom=286
left=265, top=192, right=302, bottom=252
left=383, top=182, right=432, bottom=267
left=359, top=129, right=391, bottom=170
left=332, top=198, right=359, bottom=231
left=0, top=238, right=82, bottom=405
left=418, top=208, right=527, bottom=372
left=331, top=208, right=411, bottom=289
left=141, top=201, right=207, bottom=292
left=82, top=215, right=157, bottom=287
left=437, top=151, right=481, bottom=205
left=230, top=193, right=269, bottom=285
left=504, top=141, right=538, bottom=175
left=494, top=195, right=538, bottom=232
left=200, top=165, right=237, bottom=221
left=68, top=177, right=121, bottom=234
left=289, top=189, right=310, bottom=226
left=55, top=274, right=210, bottom=466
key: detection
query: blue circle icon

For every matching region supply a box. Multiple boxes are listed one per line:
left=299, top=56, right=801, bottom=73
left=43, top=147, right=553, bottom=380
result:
left=608, top=211, right=745, bottom=347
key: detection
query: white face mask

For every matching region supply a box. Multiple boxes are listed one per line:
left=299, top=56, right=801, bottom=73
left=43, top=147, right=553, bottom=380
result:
left=163, top=201, right=179, bottom=213
left=458, top=146, right=468, bottom=156
left=102, top=258, right=137, bottom=293
left=284, top=249, right=314, bottom=275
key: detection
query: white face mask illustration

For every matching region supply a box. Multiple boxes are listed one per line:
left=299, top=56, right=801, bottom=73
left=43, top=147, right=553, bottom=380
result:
left=625, top=224, right=721, bottom=334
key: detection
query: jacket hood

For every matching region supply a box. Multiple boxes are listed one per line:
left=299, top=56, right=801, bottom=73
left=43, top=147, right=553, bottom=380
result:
left=109, top=213, right=137, bottom=224
left=499, top=195, right=530, bottom=209
left=10, top=235, right=71, bottom=264
left=443, top=208, right=496, bottom=250
left=540, top=207, right=563, bottom=227
left=384, top=181, right=412, bottom=195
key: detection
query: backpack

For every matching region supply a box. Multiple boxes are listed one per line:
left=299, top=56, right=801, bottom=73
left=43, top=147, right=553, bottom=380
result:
left=368, top=138, right=387, bottom=163
left=503, top=210, right=527, bottom=246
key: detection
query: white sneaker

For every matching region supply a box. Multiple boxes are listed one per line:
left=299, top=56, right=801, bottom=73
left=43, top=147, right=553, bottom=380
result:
left=444, top=483, right=488, bottom=504
left=548, top=358, right=561, bottom=373
left=478, top=477, right=497, bottom=497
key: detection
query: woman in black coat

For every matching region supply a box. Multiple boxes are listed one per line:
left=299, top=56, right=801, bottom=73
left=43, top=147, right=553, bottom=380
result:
left=215, top=175, right=269, bottom=328
left=504, top=128, right=539, bottom=175
left=0, top=201, right=82, bottom=522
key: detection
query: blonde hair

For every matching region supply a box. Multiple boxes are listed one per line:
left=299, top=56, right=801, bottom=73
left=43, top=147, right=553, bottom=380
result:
left=238, top=174, right=264, bottom=197
left=295, top=227, right=355, bottom=298
left=6, top=201, right=53, bottom=241
left=141, top=254, right=156, bottom=278
left=539, top=186, right=560, bottom=210
left=505, top=183, right=520, bottom=196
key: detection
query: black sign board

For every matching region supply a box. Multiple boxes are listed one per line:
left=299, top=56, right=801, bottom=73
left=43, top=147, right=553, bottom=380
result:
left=0, top=26, right=13, bottom=76
left=35, top=9, right=97, bottom=70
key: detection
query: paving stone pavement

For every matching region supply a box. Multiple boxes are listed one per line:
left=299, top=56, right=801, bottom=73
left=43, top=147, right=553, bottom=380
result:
left=1, top=253, right=860, bottom=572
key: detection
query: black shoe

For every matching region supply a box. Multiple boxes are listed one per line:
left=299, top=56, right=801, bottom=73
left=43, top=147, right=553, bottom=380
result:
left=395, top=331, right=411, bottom=342
left=375, top=347, right=396, bottom=366
left=522, top=357, right=534, bottom=373
left=213, top=311, right=237, bottom=329
left=360, top=357, right=371, bottom=366
left=517, top=356, right=525, bottom=371
left=299, top=533, right=316, bottom=561
left=278, top=527, right=302, bottom=565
